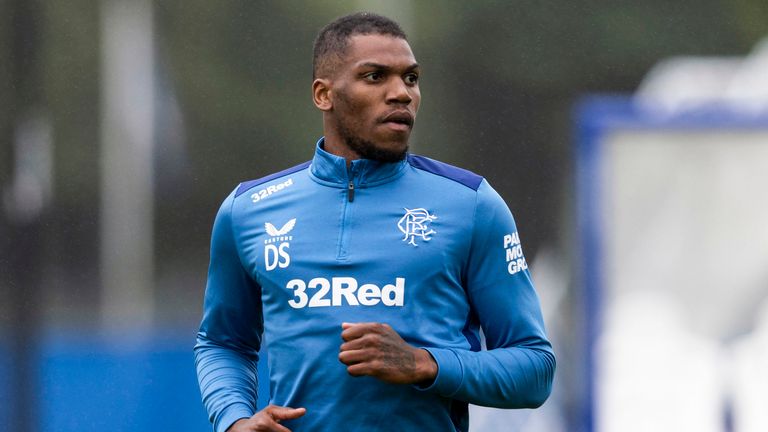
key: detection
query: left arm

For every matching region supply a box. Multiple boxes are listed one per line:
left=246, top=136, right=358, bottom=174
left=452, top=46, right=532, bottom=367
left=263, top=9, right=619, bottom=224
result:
left=337, top=180, right=555, bottom=408
left=420, top=179, right=555, bottom=408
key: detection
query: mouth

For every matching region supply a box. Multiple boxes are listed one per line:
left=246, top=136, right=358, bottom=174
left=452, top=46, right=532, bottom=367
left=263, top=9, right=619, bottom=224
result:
left=381, top=110, right=414, bottom=129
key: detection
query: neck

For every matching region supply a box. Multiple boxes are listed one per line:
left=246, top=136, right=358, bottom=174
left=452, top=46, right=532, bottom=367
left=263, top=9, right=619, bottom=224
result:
left=322, top=120, right=359, bottom=166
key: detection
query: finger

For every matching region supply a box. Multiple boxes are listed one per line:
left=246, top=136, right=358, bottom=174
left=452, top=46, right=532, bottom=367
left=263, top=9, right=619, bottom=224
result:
left=346, top=361, right=376, bottom=377
left=267, top=406, right=307, bottom=421
left=338, top=348, right=372, bottom=365
left=340, top=322, right=369, bottom=341
left=339, top=334, right=378, bottom=352
left=342, top=322, right=389, bottom=330
left=341, top=322, right=386, bottom=341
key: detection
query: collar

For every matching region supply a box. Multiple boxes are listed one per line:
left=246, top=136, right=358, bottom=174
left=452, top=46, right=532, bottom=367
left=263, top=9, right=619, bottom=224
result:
left=309, top=137, right=408, bottom=187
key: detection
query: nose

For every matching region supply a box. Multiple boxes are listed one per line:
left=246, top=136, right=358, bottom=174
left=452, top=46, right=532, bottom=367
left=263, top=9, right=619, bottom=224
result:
left=386, top=78, right=412, bottom=105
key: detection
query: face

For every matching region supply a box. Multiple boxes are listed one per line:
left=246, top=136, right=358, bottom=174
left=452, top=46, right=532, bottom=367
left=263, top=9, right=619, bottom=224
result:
left=319, top=34, right=421, bottom=162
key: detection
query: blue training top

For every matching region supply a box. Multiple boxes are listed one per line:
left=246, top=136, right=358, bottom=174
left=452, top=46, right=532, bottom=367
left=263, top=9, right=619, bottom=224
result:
left=195, top=138, right=555, bottom=432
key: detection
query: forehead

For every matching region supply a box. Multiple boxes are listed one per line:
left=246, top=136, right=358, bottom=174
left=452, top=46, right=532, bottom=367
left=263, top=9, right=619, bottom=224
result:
left=342, top=34, right=417, bottom=69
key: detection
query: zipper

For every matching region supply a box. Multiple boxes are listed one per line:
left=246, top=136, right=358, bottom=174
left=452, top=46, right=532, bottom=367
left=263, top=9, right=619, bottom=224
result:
left=347, top=180, right=355, bottom=202
left=337, top=165, right=357, bottom=260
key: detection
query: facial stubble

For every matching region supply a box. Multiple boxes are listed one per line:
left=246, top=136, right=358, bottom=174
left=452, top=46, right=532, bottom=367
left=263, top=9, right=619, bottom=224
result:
left=333, top=91, right=410, bottom=163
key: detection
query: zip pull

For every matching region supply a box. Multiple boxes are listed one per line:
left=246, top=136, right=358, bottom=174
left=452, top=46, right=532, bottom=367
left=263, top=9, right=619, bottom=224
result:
left=347, top=180, right=355, bottom=202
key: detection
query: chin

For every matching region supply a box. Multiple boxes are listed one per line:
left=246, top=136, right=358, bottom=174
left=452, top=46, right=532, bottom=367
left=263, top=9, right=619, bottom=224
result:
left=369, top=144, right=409, bottom=163
left=349, top=136, right=408, bottom=163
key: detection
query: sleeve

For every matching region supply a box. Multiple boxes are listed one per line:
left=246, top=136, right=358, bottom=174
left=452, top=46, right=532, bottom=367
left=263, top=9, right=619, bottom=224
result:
left=421, top=179, right=555, bottom=408
left=194, top=190, right=264, bottom=432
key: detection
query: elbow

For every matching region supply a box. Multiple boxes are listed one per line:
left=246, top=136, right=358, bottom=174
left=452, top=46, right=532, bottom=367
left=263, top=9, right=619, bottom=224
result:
left=194, top=331, right=260, bottom=362
left=522, top=386, right=551, bottom=409
left=521, top=349, right=556, bottom=408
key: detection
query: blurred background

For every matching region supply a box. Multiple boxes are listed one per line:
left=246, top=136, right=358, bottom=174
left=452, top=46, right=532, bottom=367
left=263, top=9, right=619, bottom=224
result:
left=1, top=0, right=767, bottom=431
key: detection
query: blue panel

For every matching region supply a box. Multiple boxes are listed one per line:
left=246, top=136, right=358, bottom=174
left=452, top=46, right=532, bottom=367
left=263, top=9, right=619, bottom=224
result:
left=36, top=332, right=210, bottom=432
left=235, top=161, right=311, bottom=197
left=35, top=331, right=272, bottom=432
left=574, top=97, right=610, bottom=432
left=408, top=154, right=483, bottom=191
left=575, top=95, right=768, bottom=132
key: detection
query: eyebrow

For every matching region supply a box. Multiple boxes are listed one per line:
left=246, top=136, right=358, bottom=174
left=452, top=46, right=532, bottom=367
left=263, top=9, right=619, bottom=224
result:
left=357, top=62, right=420, bottom=72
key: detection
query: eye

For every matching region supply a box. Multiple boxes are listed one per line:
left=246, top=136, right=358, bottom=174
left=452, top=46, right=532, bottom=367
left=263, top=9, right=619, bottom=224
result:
left=404, top=73, right=419, bottom=85
left=363, top=71, right=384, bottom=82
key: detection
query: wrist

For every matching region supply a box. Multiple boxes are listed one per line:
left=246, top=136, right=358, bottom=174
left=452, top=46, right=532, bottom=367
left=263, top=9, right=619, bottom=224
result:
left=226, top=418, right=249, bottom=432
left=415, top=348, right=438, bottom=385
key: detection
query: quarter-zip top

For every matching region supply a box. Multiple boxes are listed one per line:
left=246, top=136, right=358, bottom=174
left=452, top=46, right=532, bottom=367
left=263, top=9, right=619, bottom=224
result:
left=201, top=136, right=555, bottom=432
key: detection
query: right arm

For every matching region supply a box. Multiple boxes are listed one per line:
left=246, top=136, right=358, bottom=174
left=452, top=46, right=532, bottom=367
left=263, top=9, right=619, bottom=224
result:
left=194, top=191, right=263, bottom=432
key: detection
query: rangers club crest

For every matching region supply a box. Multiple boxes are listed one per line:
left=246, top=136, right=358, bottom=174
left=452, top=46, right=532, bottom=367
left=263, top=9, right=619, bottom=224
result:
left=398, top=208, right=437, bottom=247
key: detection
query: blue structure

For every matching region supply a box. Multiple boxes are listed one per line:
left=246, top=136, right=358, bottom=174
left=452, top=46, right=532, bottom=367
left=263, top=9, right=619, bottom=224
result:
left=0, top=331, right=269, bottom=432
left=575, top=95, right=768, bottom=432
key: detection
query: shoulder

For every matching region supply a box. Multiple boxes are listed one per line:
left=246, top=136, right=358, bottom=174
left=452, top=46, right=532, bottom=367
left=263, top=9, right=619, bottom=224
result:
left=406, top=154, right=484, bottom=191
left=217, top=160, right=311, bottom=236
left=233, top=160, right=312, bottom=198
left=406, top=155, right=509, bottom=214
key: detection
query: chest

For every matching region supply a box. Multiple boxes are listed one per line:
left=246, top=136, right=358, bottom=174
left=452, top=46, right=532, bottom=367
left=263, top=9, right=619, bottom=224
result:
left=236, top=182, right=473, bottom=315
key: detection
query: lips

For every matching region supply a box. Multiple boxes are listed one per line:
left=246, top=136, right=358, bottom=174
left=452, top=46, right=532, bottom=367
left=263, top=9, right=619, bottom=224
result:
left=381, top=110, right=414, bottom=127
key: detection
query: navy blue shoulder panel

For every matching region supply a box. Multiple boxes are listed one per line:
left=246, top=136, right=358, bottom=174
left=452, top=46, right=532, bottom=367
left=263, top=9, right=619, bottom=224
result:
left=235, top=161, right=311, bottom=197
left=407, top=154, right=483, bottom=191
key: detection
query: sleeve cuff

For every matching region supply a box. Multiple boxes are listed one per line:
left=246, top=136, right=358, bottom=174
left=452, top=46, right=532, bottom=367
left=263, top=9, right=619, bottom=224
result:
left=416, top=347, right=464, bottom=397
left=215, top=403, right=254, bottom=432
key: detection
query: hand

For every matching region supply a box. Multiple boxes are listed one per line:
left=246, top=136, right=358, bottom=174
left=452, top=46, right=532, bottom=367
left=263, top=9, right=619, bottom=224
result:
left=227, top=405, right=306, bottom=432
left=338, top=322, right=438, bottom=385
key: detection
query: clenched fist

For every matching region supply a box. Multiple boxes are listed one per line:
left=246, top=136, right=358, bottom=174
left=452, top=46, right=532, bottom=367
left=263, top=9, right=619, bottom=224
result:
left=338, top=322, right=437, bottom=386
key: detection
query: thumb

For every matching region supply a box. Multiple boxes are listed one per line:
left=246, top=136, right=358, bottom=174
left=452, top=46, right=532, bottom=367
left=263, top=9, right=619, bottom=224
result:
left=268, top=406, right=307, bottom=421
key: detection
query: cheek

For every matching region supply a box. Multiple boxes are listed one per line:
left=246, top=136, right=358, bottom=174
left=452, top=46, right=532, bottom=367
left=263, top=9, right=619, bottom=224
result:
left=335, top=101, right=368, bottom=134
left=411, top=89, right=422, bottom=112
left=336, top=90, right=369, bottom=118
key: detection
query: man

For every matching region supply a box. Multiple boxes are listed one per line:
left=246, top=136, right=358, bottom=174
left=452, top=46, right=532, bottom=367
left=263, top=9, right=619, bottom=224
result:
left=195, top=12, right=554, bottom=432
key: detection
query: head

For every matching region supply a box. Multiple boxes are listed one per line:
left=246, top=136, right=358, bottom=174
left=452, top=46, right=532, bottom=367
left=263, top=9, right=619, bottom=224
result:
left=312, top=12, right=421, bottom=163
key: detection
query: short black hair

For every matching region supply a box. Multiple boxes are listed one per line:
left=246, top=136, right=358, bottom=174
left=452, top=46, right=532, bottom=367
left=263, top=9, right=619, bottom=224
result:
left=313, top=12, right=407, bottom=79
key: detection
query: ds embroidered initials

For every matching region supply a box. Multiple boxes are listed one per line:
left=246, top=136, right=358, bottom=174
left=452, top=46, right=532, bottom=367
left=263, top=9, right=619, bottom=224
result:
left=264, top=219, right=296, bottom=271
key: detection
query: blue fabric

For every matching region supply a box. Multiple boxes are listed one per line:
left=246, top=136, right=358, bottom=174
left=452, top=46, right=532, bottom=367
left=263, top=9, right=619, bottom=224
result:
left=195, top=138, right=555, bottom=432
left=407, top=154, right=483, bottom=191
left=235, top=161, right=312, bottom=197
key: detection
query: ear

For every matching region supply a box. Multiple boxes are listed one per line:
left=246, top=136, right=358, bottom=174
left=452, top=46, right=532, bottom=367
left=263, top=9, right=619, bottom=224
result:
left=312, top=78, right=333, bottom=111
